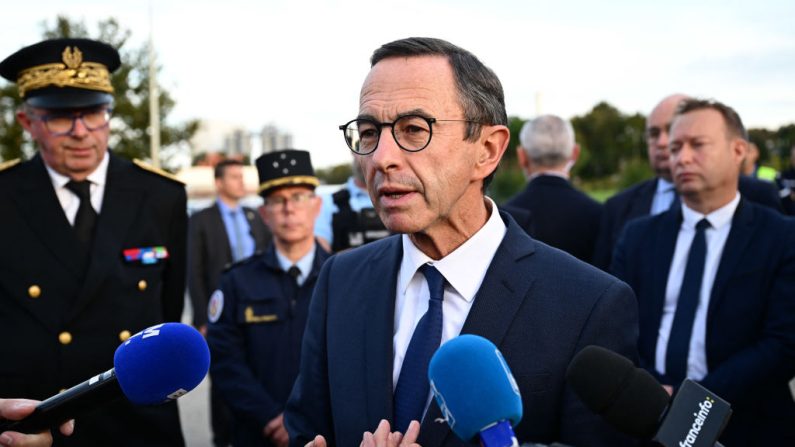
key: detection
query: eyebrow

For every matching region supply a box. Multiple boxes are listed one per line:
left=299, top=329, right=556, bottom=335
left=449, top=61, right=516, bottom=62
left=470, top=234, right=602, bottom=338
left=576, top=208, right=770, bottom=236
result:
left=356, top=108, right=432, bottom=122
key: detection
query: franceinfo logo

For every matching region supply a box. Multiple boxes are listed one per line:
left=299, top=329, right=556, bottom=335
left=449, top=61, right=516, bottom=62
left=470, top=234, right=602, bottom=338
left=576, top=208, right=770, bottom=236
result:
left=654, top=380, right=732, bottom=447
left=678, top=396, right=714, bottom=447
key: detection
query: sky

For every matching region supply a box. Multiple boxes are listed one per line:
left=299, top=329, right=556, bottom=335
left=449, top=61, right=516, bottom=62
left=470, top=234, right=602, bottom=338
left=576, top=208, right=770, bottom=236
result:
left=2, top=0, right=794, bottom=168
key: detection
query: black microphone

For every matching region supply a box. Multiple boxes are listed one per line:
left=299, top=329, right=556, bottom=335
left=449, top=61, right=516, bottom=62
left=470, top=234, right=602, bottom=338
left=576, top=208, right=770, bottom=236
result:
left=0, top=323, right=209, bottom=434
left=565, top=345, right=731, bottom=447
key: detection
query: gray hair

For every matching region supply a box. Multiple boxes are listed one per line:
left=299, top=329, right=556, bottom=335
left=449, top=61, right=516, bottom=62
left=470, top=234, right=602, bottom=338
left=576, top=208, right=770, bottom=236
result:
left=519, top=115, right=575, bottom=167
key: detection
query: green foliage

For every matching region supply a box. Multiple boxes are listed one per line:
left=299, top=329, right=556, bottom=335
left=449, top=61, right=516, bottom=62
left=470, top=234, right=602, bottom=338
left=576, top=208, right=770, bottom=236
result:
left=316, top=163, right=352, bottom=185
left=569, top=102, right=646, bottom=179
left=0, top=16, right=198, bottom=170
left=617, top=158, right=654, bottom=190
left=749, top=125, right=795, bottom=170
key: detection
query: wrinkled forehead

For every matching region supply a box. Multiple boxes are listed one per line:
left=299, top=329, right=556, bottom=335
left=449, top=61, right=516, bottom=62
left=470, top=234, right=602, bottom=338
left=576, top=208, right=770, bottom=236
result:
left=358, top=55, right=460, bottom=119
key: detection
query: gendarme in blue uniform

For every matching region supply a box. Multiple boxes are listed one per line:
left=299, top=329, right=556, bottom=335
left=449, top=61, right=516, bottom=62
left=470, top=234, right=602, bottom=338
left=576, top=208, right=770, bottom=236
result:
left=207, top=242, right=330, bottom=446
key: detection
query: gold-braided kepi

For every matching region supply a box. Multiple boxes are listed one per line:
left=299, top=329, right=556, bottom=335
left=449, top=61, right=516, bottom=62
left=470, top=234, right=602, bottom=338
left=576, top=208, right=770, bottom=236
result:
left=0, top=38, right=120, bottom=109
left=255, top=149, right=320, bottom=197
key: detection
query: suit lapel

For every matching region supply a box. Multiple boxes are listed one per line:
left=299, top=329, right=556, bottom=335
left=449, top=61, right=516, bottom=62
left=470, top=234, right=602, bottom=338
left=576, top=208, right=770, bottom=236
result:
left=210, top=204, right=233, bottom=262
left=363, top=238, right=403, bottom=427
left=707, top=200, right=754, bottom=320
left=69, top=155, right=143, bottom=319
left=419, top=214, right=537, bottom=446
left=649, top=208, right=681, bottom=345
left=629, top=178, right=658, bottom=219
left=14, top=155, right=87, bottom=278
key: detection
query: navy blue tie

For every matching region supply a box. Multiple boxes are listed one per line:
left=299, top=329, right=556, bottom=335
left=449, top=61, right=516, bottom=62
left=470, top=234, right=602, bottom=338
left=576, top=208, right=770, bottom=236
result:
left=666, top=218, right=710, bottom=384
left=393, top=264, right=445, bottom=433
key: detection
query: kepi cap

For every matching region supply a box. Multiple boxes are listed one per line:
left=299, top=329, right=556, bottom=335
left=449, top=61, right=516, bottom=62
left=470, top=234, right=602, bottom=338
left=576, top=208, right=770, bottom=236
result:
left=0, top=38, right=120, bottom=109
left=255, top=149, right=320, bottom=197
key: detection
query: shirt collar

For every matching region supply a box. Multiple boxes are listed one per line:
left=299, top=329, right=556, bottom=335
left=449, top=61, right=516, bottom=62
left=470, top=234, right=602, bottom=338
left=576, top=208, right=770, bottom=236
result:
left=656, top=178, right=675, bottom=194
left=45, top=149, right=109, bottom=189
left=681, top=192, right=740, bottom=231
left=275, top=244, right=317, bottom=278
left=398, top=197, right=507, bottom=302
left=216, top=199, right=240, bottom=215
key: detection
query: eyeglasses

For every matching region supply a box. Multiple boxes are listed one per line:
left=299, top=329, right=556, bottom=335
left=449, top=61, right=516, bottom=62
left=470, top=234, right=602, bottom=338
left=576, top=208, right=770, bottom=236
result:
left=264, top=192, right=316, bottom=210
left=339, top=114, right=480, bottom=155
left=30, top=107, right=112, bottom=136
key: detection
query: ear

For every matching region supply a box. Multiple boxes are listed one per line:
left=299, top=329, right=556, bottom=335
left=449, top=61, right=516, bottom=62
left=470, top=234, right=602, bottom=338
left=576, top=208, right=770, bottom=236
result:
left=732, top=138, right=748, bottom=167
left=473, top=124, right=510, bottom=182
left=16, top=109, right=34, bottom=133
left=570, top=144, right=581, bottom=163
left=516, top=146, right=529, bottom=172
left=309, top=194, right=323, bottom=220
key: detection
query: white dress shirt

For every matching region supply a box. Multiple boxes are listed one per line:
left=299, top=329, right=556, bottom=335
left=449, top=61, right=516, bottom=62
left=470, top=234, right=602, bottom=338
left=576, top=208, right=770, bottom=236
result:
left=44, top=152, right=109, bottom=225
left=656, top=193, right=740, bottom=380
left=650, top=178, right=677, bottom=216
left=392, top=197, right=507, bottom=410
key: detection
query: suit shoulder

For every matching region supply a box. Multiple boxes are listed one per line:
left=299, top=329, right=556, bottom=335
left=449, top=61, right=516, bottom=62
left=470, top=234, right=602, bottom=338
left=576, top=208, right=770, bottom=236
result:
left=132, top=159, right=185, bottom=186
left=0, top=158, right=21, bottom=174
left=331, top=234, right=400, bottom=267
left=604, top=179, right=655, bottom=207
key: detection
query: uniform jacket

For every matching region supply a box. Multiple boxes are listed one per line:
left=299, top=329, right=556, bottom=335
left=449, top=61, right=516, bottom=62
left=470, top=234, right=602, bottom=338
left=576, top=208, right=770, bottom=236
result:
left=188, top=202, right=270, bottom=327
left=612, top=199, right=795, bottom=445
left=207, top=243, right=330, bottom=446
left=505, top=174, right=603, bottom=264
left=593, top=176, right=784, bottom=270
left=0, top=153, right=187, bottom=446
left=285, top=211, right=640, bottom=447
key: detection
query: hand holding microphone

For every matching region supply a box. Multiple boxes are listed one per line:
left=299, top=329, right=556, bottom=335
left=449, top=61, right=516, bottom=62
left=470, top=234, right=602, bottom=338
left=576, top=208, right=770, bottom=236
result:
left=0, top=322, right=210, bottom=435
left=0, top=399, right=73, bottom=447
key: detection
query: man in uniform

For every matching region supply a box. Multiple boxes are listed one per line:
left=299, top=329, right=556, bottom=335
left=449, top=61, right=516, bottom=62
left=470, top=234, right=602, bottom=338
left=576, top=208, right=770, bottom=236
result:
left=189, top=158, right=271, bottom=447
left=0, top=38, right=187, bottom=445
left=207, top=149, right=330, bottom=447
left=314, top=159, right=389, bottom=253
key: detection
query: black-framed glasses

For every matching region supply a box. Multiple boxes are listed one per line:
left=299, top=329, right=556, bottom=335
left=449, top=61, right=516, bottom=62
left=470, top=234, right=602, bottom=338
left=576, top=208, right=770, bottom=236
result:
left=264, top=192, right=316, bottom=210
left=339, top=114, right=478, bottom=155
left=30, top=107, right=112, bottom=136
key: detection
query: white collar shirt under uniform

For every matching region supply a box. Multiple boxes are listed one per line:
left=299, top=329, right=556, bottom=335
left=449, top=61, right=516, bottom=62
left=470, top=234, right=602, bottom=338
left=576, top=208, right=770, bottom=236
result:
left=392, top=197, right=507, bottom=409
left=45, top=152, right=109, bottom=225
left=656, top=193, right=740, bottom=381
left=275, top=244, right=316, bottom=287
left=650, top=178, right=677, bottom=216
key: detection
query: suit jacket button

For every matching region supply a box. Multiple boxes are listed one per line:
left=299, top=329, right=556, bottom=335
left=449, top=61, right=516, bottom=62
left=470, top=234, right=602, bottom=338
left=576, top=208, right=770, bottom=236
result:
left=59, top=332, right=73, bottom=345
left=119, top=330, right=131, bottom=342
left=138, top=280, right=147, bottom=291
left=28, top=285, right=41, bottom=299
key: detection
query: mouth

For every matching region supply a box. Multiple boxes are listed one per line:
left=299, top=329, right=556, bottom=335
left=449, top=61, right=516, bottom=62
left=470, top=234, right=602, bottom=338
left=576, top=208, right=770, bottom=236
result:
left=376, top=185, right=417, bottom=207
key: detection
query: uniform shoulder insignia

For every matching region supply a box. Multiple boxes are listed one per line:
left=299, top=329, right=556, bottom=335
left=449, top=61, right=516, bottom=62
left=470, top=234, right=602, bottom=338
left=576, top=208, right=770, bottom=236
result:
left=0, top=158, right=21, bottom=173
left=132, top=158, right=184, bottom=184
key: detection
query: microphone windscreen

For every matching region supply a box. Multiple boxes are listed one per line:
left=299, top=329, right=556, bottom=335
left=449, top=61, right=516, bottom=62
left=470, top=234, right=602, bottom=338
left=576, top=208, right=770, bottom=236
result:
left=114, top=322, right=210, bottom=405
left=566, top=345, right=669, bottom=438
left=428, top=334, right=522, bottom=442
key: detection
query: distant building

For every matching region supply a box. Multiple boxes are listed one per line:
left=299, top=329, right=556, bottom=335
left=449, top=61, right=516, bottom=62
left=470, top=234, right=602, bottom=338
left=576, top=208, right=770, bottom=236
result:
left=190, top=120, right=293, bottom=161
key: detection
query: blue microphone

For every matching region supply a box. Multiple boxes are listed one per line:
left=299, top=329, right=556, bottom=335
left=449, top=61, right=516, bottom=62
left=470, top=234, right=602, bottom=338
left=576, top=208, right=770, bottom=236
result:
left=428, top=334, right=522, bottom=447
left=0, top=322, right=210, bottom=434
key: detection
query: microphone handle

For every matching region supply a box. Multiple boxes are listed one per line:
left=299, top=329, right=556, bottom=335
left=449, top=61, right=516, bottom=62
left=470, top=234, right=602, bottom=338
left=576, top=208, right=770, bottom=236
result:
left=0, top=368, right=122, bottom=434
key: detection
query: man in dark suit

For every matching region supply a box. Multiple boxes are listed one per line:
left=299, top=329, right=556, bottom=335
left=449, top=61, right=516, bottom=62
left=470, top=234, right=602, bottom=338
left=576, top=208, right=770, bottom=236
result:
left=612, top=98, right=795, bottom=445
left=188, top=159, right=270, bottom=334
left=504, top=114, right=602, bottom=264
left=593, top=94, right=783, bottom=270
left=188, top=159, right=270, bottom=447
left=285, top=37, right=638, bottom=447
left=0, top=39, right=187, bottom=445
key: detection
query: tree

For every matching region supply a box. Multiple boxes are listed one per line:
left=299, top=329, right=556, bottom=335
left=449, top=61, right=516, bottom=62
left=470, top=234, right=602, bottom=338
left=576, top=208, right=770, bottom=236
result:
left=0, top=16, right=198, bottom=170
left=570, top=102, right=646, bottom=180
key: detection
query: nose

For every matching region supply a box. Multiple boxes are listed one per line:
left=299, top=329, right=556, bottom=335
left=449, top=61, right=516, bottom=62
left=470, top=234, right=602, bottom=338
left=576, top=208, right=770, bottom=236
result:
left=369, top=126, right=403, bottom=173
left=656, top=130, right=670, bottom=149
left=69, top=116, right=89, bottom=137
